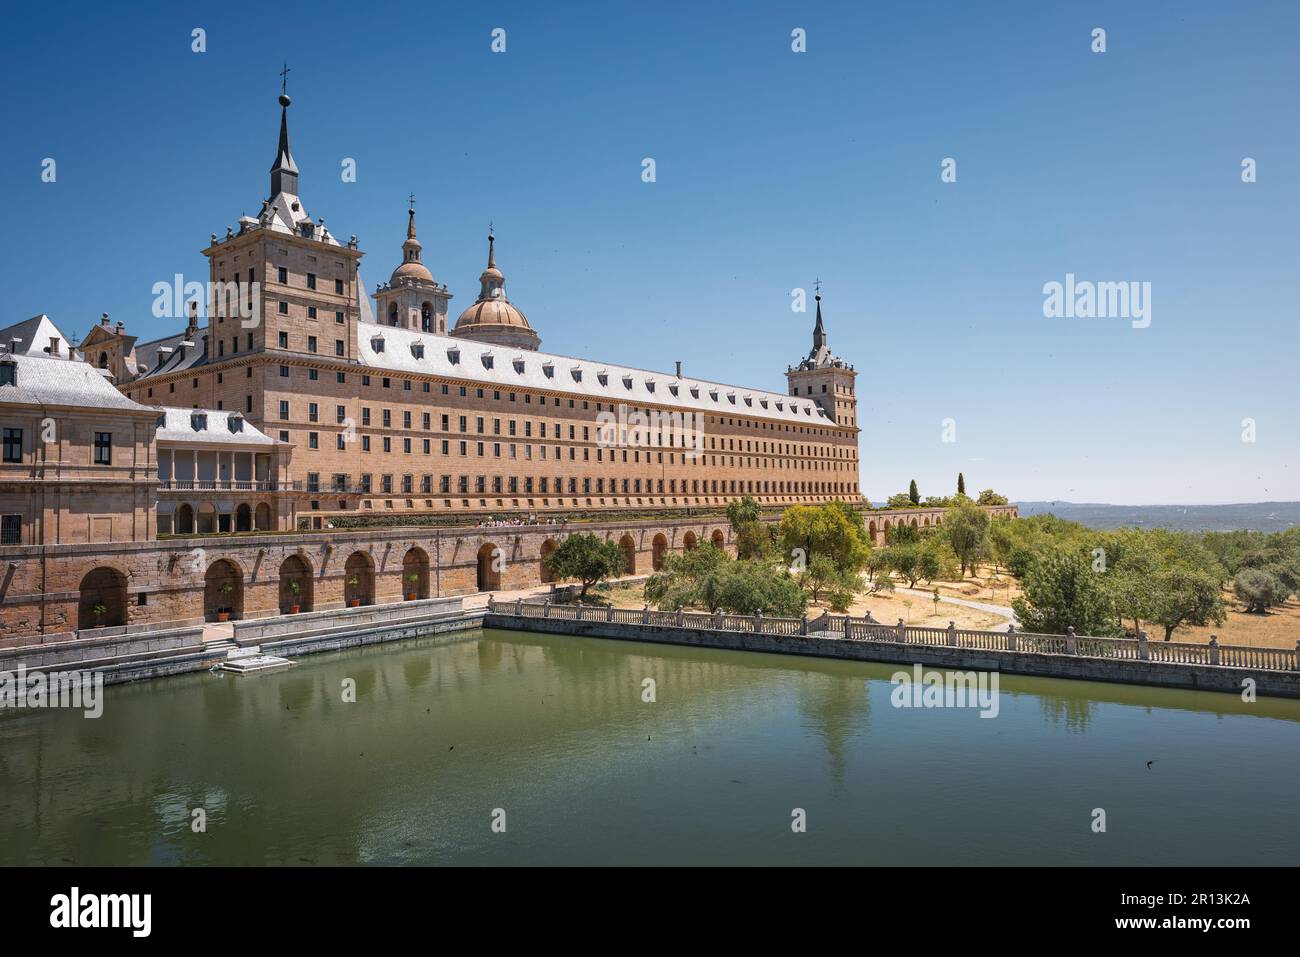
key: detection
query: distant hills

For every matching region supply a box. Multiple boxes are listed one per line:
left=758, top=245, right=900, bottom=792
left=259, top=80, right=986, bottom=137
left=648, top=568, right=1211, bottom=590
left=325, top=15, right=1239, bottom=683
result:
left=1015, top=501, right=1300, bottom=533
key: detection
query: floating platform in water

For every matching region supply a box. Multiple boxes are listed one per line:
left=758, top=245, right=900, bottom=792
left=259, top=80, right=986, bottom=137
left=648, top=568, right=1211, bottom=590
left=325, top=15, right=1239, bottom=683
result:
left=217, top=655, right=295, bottom=675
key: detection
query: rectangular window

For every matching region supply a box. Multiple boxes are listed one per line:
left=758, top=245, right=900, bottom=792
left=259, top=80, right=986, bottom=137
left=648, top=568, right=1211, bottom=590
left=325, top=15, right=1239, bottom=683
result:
left=306, top=272, right=316, bottom=290
left=93, top=431, right=112, bottom=465
left=0, top=514, right=19, bottom=545
left=335, top=279, right=344, bottom=295
left=1, top=428, right=21, bottom=463
left=278, top=266, right=288, bottom=284
left=279, top=401, right=289, bottom=420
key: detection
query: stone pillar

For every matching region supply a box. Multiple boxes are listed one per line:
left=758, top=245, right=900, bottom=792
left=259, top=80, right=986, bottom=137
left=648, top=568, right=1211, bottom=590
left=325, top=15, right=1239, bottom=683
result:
left=676, top=607, right=684, bottom=627
left=1066, top=626, right=1077, bottom=655
left=514, top=598, right=522, bottom=616
left=947, top=621, right=957, bottom=646
left=1208, top=635, right=1219, bottom=666
left=606, top=604, right=614, bottom=622
left=641, top=604, right=649, bottom=625
left=1137, top=631, right=1149, bottom=661
left=754, top=610, right=763, bottom=634
left=1006, top=625, right=1017, bottom=652
left=800, top=613, right=808, bottom=636
left=896, top=618, right=906, bottom=643
left=542, top=600, right=550, bottom=618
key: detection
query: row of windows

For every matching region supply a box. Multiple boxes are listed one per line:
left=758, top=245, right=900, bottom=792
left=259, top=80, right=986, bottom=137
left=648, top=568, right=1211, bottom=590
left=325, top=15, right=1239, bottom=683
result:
left=301, top=471, right=853, bottom=497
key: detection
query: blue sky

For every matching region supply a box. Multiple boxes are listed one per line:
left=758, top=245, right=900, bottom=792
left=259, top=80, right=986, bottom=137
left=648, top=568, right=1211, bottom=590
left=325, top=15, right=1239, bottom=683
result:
left=1, top=1, right=1296, bottom=505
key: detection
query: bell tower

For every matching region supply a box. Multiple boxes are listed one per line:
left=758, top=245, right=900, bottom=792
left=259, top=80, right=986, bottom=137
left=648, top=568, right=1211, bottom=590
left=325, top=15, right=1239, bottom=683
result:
left=373, top=198, right=452, bottom=332
left=785, top=285, right=858, bottom=430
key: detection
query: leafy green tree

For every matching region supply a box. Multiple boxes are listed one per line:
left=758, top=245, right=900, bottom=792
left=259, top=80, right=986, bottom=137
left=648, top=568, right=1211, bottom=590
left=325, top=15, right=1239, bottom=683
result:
left=886, top=492, right=913, bottom=509
left=908, top=479, right=919, bottom=505
left=710, top=560, right=807, bottom=617
left=544, top=534, right=628, bottom=600
left=726, top=495, right=770, bottom=559
left=645, top=543, right=730, bottom=611
left=778, top=503, right=870, bottom=577
left=1149, top=567, right=1226, bottom=640
left=957, top=472, right=966, bottom=496
left=944, top=503, right=990, bottom=577
left=1012, top=551, right=1120, bottom=636
left=977, top=489, right=1008, bottom=506
left=1233, top=569, right=1288, bottom=614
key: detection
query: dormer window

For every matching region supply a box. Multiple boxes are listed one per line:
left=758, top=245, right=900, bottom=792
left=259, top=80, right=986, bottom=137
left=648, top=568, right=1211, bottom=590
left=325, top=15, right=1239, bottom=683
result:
left=622, top=375, right=633, bottom=389
left=597, top=371, right=608, bottom=386
left=709, top=390, right=718, bottom=401
left=690, top=386, right=700, bottom=398
left=191, top=413, right=208, bottom=432
left=371, top=336, right=386, bottom=353
left=482, top=353, right=494, bottom=370
left=0, top=360, right=15, bottom=387
left=645, top=380, right=655, bottom=393
left=228, top=414, right=244, bottom=433
left=571, top=367, right=582, bottom=382
left=411, top=343, right=425, bottom=359
left=513, top=359, right=525, bottom=374
left=743, top=396, right=752, bottom=407
left=669, top=385, right=678, bottom=396
left=447, top=348, right=460, bottom=365
left=759, top=399, right=768, bottom=409
left=726, top=393, right=736, bottom=404
left=542, top=363, right=555, bottom=379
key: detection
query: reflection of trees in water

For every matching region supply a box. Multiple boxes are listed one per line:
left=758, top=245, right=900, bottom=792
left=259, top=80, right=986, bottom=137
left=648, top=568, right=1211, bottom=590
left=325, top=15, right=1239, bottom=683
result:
left=795, top=670, right=872, bottom=781
left=1037, top=694, right=1097, bottom=733
left=402, top=654, right=432, bottom=690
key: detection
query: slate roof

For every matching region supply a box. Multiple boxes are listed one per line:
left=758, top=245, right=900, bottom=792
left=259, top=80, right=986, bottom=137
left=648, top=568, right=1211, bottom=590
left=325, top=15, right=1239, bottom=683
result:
left=0, top=352, right=153, bottom=412
left=356, top=324, right=832, bottom=426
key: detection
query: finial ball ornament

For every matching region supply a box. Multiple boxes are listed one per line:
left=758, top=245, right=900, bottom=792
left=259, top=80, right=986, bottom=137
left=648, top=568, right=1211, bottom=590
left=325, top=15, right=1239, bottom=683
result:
left=279, top=93, right=292, bottom=108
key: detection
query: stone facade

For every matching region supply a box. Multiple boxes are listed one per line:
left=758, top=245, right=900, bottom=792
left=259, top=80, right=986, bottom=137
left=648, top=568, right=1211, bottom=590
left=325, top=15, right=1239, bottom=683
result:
left=0, top=505, right=1016, bottom=641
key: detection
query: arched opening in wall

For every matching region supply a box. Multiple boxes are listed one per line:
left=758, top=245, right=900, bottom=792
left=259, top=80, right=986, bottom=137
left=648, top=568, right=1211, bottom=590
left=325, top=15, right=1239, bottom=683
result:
left=176, top=504, right=195, bottom=534
left=255, top=503, right=272, bottom=531
left=78, top=567, right=127, bottom=631
left=683, top=531, right=698, bottom=551
left=651, top=533, right=668, bottom=570
left=235, top=503, right=252, bottom=533
left=388, top=301, right=399, bottom=327
left=618, top=534, right=636, bottom=575
left=197, top=502, right=217, bottom=534
left=279, top=555, right=313, bottom=614
left=402, top=547, right=430, bottom=600
left=344, top=551, right=375, bottom=607
left=869, top=521, right=878, bottom=541
left=711, top=529, right=725, bottom=549
left=910, top=517, right=918, bottom=528
left=421, top=301, right=433, bottom=332
left=203, top=559, right=244, bottom=622
left=539, top=538, right=558, bottom=583
left=477, top=543, right=502, bottom=592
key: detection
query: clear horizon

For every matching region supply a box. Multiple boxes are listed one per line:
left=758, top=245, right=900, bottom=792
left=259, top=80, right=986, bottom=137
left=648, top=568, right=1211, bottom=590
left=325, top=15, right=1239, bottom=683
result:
left=2, top=1, right=1296, bottom=505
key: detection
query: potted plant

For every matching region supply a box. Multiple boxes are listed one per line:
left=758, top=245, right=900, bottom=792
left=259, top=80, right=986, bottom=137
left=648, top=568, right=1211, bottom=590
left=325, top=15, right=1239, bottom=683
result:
left=406, top=572, right=420, bottom=601
left=347, top=576, right=361, bottom=607
left=287, top=578, right=301, bottom=614
left=216, top=581, right=235, bottom=622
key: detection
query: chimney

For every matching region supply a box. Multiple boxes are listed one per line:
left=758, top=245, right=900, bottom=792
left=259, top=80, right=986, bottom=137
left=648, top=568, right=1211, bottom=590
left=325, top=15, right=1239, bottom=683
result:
left=100, top=312, right=110, bottom=327
left=675, top=360, right=682, bottom=378
left=115, top=320, right=124, bottom=334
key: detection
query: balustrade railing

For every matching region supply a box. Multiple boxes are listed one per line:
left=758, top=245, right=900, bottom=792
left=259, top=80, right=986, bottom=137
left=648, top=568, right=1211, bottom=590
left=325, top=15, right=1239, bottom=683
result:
left=489, top=598, right=1300, bottom=674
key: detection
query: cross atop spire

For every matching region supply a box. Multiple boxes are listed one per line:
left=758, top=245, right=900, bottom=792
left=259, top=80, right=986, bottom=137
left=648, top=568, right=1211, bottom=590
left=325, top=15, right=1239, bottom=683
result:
left=269, top=71, right=298, bottom=197
left=408, top=192, right=416, bottom=210
left=812, top=281, right=827, bottom=351
left=813, top=277, right=822, bottom=295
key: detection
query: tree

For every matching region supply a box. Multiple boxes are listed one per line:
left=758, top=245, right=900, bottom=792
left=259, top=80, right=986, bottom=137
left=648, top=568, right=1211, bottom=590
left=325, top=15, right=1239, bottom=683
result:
left=543, top=533, right=627, bottom=600
left=886, top=492, right=913, bottom=509
left=957, top=472, right=966, bottom=496
left=709, top=560, right=807, bottom=617
left=778, top=503, right=870, bottom=578
left=1149, top=567, right=1226, bottom=640
left=1233, top=569, right=1288, bottom=614
left=645, top=542, right=729, bottom=611
left=726, top=495, right=770, bottom=559
left=987, top=516, right=1016, bottom=575
left=908, top=479, right=920, bottom=505
left=1012, top=550, right=1120, bottom=636
left=977, top=489, right=1008, bottom=506
left=944, top=503, right=990, bottom=577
